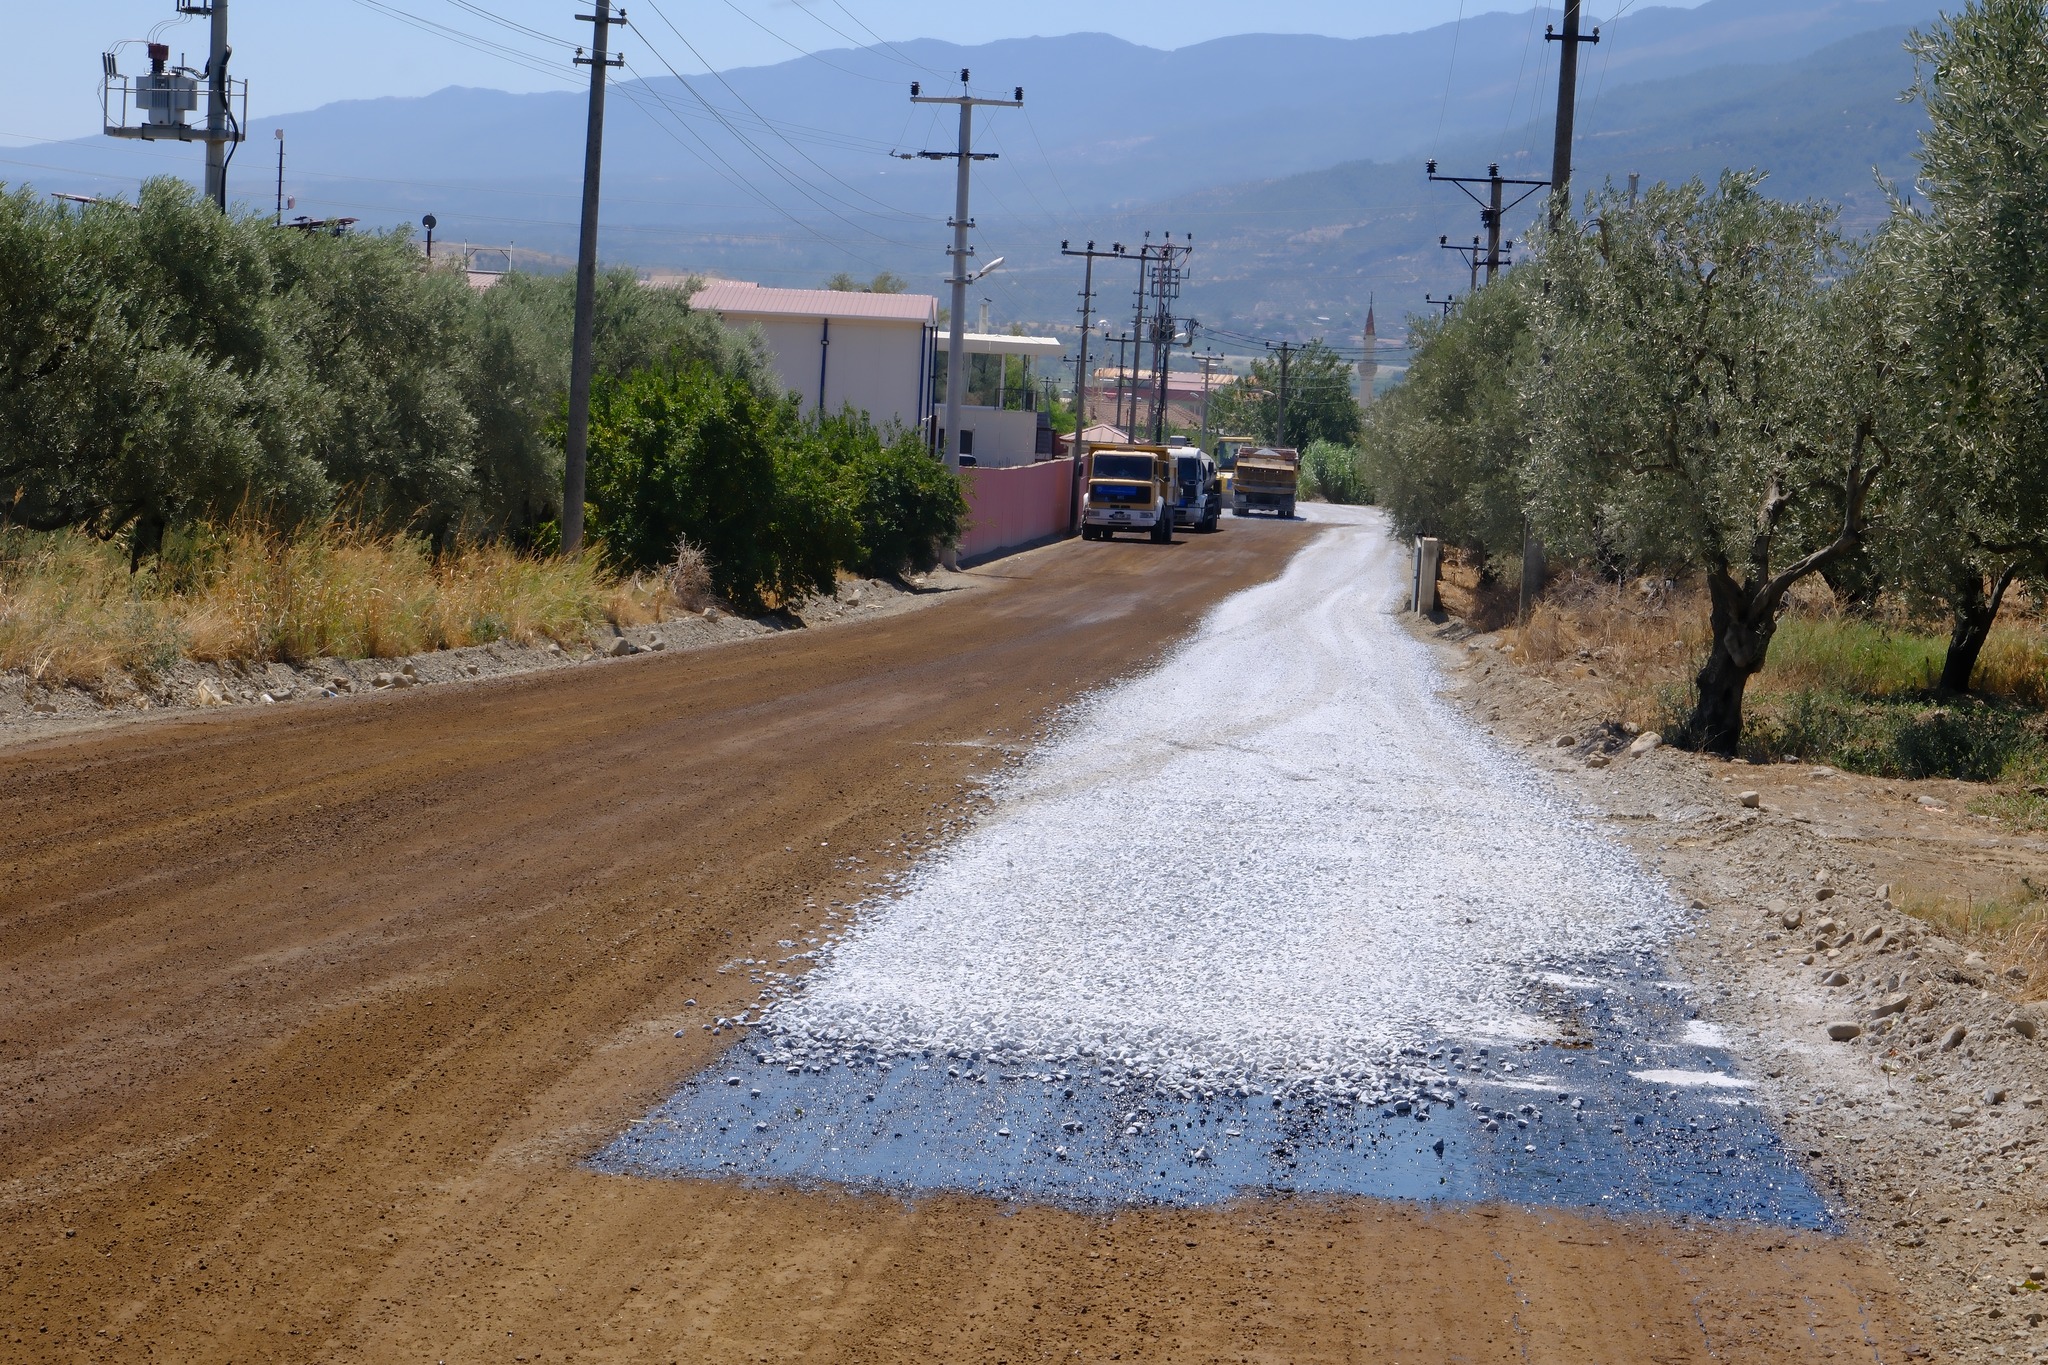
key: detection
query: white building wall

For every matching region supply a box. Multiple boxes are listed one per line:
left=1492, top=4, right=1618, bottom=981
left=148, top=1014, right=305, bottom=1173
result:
left=956, top=407, right=1041, bottom=468
left=730, top=316, right=928, bottom=432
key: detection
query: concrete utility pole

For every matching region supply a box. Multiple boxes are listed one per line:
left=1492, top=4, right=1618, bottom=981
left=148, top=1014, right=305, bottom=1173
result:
left=106, top=2, right=244, bottom=209
left=903, top=72, right=1022, bottom=471
left=203, top=0, right=230, bottom=209
left=561, top=1, right=625, bottom=557
left=1062, top=240, right=1124, bottom=533
left=272, top=127, right=284, bottom=225
left=1143, top=236, right=1193, bottom=443
left=1545, top=0, right=1601, bottom=222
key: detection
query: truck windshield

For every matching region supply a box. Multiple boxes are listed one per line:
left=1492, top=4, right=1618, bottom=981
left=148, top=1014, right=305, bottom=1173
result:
left=1092, top=454, right=1155, bottom=482
left=1177, top=456, right=1200, bottom=487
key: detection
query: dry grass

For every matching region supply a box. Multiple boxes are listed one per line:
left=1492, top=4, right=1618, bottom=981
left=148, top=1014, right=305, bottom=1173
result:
left=0, top=521, right=695, bottom=689
left=1500, top=571, right=2048, bottom=728
left=1896, top=880, right=2048, bottom=999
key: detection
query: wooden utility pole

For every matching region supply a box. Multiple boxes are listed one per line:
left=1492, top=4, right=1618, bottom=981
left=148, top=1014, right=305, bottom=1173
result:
left=1427, top=162, right=1547, bottom=282
left=561, top=1, right=625, bottom=556
left=1265, top=340, right=1298, bottom=448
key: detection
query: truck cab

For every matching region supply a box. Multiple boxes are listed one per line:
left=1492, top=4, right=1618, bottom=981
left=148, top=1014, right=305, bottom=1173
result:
left=1171, top=447, right=1223, bottom=532
left=1081, top=444, right=1175, bottom=542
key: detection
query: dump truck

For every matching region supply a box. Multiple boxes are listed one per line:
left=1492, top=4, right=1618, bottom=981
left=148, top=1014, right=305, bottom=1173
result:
left=1231, top=446, right=1300, bottom=518
left=1080, top=443, right=1175, bottom=542
left=1171, top=446, right=1223, bottom=532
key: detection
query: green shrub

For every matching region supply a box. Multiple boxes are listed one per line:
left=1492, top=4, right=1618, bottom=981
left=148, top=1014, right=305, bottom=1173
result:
left=812, top=410, right=965, bottom=578
left=1301, top=439, right=1372, bottom=505
left=1741, top=689, right=2047, bottom=781
left=583, top=376, right=958, bottom=608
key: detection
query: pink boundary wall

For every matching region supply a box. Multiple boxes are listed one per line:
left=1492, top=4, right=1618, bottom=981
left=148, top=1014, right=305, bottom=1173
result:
left=956, top=457, right=1076, bottom=563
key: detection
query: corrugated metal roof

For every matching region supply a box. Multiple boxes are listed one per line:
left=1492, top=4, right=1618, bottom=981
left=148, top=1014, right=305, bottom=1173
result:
left=960, top=331, right=1063, bottom=357
left=691, top=281, right=937, bottom=324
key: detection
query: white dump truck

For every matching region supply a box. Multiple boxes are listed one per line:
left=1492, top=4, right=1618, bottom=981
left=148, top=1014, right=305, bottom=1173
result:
left=1170, top=445, right=1223, bottom=532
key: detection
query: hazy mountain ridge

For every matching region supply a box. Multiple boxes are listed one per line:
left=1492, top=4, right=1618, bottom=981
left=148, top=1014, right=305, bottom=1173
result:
left=13, top=0, right=1942, bottom=336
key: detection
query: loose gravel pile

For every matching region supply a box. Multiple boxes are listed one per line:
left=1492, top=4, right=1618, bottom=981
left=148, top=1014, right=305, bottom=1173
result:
left=758, top=507, right=1679, bottom=1106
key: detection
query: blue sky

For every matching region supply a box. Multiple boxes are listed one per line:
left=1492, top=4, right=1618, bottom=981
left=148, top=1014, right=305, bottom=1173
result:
left=3, top=0, right=1687, bottom=144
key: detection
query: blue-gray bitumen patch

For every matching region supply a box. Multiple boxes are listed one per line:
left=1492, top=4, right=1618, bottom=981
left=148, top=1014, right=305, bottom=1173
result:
left=592, top=947, right=1831, bottom=1229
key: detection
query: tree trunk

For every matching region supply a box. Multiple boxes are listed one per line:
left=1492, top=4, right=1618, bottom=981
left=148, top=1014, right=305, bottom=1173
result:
left=1937, top=564, right=2018, bottom=695
left=128, top=513, right=165, bottom=574
left=1684, top=569, right=1776, bottom=756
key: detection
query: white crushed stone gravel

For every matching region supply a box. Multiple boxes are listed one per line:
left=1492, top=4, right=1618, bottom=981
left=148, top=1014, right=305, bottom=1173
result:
left=762, top=506, right=1680, bottom=1102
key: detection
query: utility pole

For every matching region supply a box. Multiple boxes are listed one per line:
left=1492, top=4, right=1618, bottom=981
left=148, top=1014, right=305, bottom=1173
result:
left=560, top=1, right=625, bottom=557
left=1545, top=0, right=1601, bottom=222
left=1265, top=341, right=1298, bottom=448
left=1062, top=240, right=1124, bottom=533
left=1424, top=294, right=1457, bottom=320
left=106, top=3, right=245, bottom=210
left=1440, top=235, right=1485, bottom=294
left=1144, top=236, right=1192, bottom=442
left=273, top=127, right=283, bottom=225
left=902, top=72, right=1023, bottom=471
left=1193, top=351, right=1223, bottom=454
left=1428, top=162, right=1546, bottom=282
left=202, top=0, right=230, bottom=209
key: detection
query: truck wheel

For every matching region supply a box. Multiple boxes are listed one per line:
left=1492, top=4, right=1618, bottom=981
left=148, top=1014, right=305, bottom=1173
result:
left=1282, top=500, right=1296, bottom=519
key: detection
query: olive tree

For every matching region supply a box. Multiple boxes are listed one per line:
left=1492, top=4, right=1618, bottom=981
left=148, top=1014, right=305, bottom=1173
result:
left=1884, top=0, right=2048, bottom=692
left=1526, top=173, right=1902, bottom=754
left=1363, top=276, right=1535, bottom=571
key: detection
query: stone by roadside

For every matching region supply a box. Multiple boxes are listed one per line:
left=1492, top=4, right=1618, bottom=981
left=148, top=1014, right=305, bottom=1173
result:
left=1421, top=619, right=2048, bottom=1365
left=0, top=568, right=985, bottom=750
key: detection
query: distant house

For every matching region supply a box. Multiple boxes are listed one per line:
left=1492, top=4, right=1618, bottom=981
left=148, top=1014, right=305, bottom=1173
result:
left=688, top=282, right=938, bottom=431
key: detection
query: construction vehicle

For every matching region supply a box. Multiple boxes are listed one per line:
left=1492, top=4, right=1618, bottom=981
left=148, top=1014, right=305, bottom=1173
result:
left=1212, top=435, right=1256, bottom=502
left=1171, top=446, right=1223, bottom=532
left=1080, top=443, right=1175, bottom=542
left=1231, top=446, right=1300, bottom=518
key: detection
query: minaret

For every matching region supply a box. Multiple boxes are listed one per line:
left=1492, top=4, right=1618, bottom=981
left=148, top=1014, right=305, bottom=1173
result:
left=1358, top=296, right=1379, bottom=405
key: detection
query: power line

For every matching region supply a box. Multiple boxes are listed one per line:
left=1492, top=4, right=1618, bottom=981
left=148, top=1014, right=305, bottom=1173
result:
left=824, top=0, right=944, bottom=76
left=343, top=0, right=577, bottom=82
left=627, top=8, right=932, bottom=233
left=704, top=0, right=901, bottom=84
left=1433, top=0, right=1466, bottom=158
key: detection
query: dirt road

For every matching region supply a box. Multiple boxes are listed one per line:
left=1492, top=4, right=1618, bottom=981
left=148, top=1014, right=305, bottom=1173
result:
left=2, top=517, right=1918, bottom=1363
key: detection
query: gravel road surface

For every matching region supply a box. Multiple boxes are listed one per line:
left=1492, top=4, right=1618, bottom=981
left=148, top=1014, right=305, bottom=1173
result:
left=0, top=511, right=1919, bottom=1362
left=608, top=508, right=1826, bottom=1225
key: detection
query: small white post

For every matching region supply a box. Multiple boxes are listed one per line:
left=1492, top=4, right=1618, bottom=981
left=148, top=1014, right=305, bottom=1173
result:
left=1413, top=537, right=1442, bottom=613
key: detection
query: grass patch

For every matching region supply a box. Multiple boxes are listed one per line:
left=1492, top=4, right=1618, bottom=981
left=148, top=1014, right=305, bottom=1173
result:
left=1968, top=789, right=2048, bottom=832
left=1, top=522, right=677, bottom=689
left=1896, top=880, right=2048, bottom=996
left=1739, top=691, right=2048, bottom=781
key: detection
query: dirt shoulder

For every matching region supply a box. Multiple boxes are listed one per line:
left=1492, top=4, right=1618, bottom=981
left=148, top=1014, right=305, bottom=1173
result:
left=1416, top=614, right=2048, bottom=1363
left=0, top=566, right=989, bottom=752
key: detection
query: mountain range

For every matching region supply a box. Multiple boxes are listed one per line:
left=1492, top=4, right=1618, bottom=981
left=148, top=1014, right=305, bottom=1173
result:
left=10, top=0, right=1945, bottom=342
